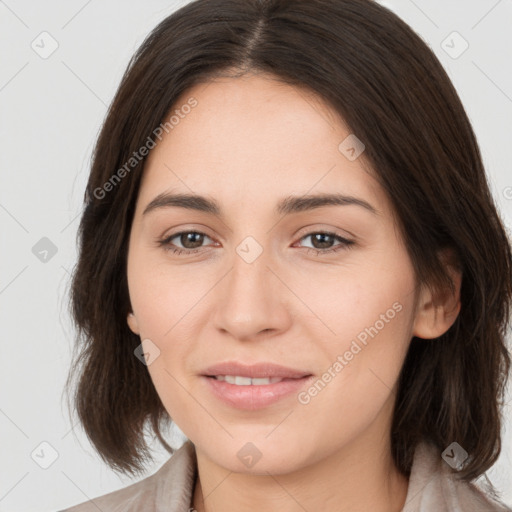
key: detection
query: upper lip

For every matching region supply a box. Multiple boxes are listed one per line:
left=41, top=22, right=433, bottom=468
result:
left=201, top=361, right=312, bottom=379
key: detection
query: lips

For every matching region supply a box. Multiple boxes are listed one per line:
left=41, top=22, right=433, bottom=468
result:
left=201, top=361, right=312, bottom=380
left=200, top=361, right=313, bottom=410
left=213, top=375, right=284, bottom=385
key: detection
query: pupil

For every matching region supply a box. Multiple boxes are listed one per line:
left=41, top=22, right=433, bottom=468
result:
left=313, top=233, right=332, bottom=249
left=182, top=232, right=203, bottom=249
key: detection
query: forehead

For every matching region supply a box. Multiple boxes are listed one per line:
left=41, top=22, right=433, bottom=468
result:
left=138, top=74, right=389, bottom=217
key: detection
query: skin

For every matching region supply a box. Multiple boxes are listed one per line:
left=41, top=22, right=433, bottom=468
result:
left=126, top=72, right=461, bottom=512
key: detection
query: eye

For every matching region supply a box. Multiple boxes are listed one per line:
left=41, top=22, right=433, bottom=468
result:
left=158, top=231, right=216, bottom=255
left=157, top=230, right=354, bottom=256
left=295, top=231, right=355, bottom=255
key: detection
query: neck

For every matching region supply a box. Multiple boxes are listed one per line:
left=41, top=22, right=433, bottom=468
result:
left=192, top=433, right=409, bottom=512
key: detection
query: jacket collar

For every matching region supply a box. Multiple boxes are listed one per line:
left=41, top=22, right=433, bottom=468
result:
left=153, top=439, right=504, bottom=512
left=154, top=439, right=197, bottom=511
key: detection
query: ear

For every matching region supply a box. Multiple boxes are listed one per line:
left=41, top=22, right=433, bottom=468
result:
left=412, top=247, right=462, bottom=340
left=127, top=312, right=140, bottom=335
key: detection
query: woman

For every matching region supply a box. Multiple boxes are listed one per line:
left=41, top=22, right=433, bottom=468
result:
left=61, top=0, right=512, bottom=510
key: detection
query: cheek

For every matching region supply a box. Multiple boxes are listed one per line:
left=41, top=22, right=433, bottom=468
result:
left=127, top=250, right=212, bottom=339
left=291, top=252, right=416, bottom=400
left=290, top=255, right=415, bottom=348
left=292, top=273, right=416, bottom=455
left=127, top=253, right=206, bottom=425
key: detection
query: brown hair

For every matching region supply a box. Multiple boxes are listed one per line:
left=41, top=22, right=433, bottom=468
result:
left=65, top=0, right=512, bottom=489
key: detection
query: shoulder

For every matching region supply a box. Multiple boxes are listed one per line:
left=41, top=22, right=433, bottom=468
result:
left=402, top=441, right=512, bottom=512
left=59, top=441, right=197, bottom=512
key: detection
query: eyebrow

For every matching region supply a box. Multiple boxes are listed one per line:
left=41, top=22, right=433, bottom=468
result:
left=142, top=192, right=380, bottom=217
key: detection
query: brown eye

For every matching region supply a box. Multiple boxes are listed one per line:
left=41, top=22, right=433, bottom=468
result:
left=298, top=231, right=354, bottom=253
left=307, top=233, right=336, bottom=249
left=175, top=232, right=206, bottom=249
left=159, top=231, right=214, bottom=254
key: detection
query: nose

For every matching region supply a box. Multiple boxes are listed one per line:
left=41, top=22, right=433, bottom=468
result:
left=211, top=244, right=293, bottom=341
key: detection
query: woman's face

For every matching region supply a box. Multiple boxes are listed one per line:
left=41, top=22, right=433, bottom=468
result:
left=126, top=73, right=424, bottom=474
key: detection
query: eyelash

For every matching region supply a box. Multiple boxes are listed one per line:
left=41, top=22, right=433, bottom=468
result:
left=157, top=230, right=355, bottom=256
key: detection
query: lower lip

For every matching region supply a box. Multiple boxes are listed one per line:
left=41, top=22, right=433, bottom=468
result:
left=202, top=375, right=313, bottom=410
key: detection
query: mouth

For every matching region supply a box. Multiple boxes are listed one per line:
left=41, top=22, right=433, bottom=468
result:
left=207, top=375, right=294, bottom=385
left=201, top=361, right=312, bottom=380
left=200, top=361, right=313, bottom=410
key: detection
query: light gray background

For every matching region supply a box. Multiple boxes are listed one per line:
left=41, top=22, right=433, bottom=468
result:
left=0, top=1, right=511, bottom=511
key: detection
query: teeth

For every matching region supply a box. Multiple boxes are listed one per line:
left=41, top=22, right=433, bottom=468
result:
left=214, top=375, right=284, bottom=385
left=230, top=375, right=251, bottom=385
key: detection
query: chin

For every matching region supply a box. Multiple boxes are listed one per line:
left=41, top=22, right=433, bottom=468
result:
left=194, top=433, right=316, bottom=475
